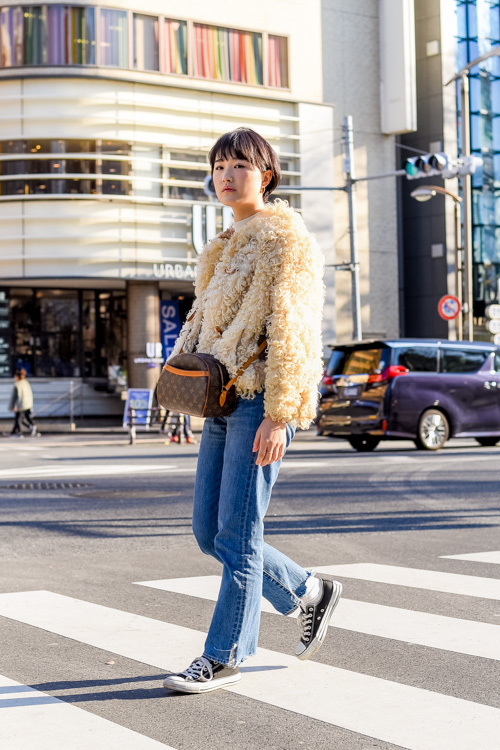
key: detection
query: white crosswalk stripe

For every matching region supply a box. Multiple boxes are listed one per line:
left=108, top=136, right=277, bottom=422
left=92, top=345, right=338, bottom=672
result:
left=0, top=674, right=177, bottom=750
left=0, top=464, right=194, bottom=478
left=441, top=550, right=500, bottom=565
left=135, top=575, right=500, bottom=661
left=315, top=562, right=500, bottom=600
left=0, top=589, right=499, bottom=750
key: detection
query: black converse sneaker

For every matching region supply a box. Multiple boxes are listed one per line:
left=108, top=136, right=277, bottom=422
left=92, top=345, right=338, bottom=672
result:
left=295, top=577, right=342, bottom=661
left=162, top=656, right=241, bottom=694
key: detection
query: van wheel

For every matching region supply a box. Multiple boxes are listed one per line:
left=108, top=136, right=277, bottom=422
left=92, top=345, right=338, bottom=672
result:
left=347, top=436, right=381, bottom=452
left=416, top=409, right=449, bottom=451
left=476, top=437, right=500, bottom=447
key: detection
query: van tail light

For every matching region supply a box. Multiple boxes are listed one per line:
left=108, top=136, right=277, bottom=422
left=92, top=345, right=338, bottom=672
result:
left=367, top=365, right=409, bottom=384
left=322, top=374, right=334, bottom=385
left=383, top=365, right=409, bottom=380
left=381, top=419, right=387, bottom=432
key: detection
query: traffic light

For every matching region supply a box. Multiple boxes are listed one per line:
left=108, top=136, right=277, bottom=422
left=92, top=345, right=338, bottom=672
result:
left=405, top=152, right=449, bottom=180
left=405, top=152, right=483, bottom=180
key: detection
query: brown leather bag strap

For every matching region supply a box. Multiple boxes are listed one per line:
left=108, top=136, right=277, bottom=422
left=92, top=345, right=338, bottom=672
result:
left=219, top=339, right=267, bottom=406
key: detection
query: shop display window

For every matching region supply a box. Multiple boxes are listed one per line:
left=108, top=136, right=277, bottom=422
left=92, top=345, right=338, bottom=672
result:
left=36, top=289, right=79, bottom=377
left=4, top=288, right=127, bottom=378
left=268, top=35, right=288, bottom=88
left=162, top=18, right=187, bottom=75
left=133, top=12, right=158, bottom=72
left=82, top=290, right=127, bottom=379
left=0, top=5, right=289, bottom=88
left=47, top=5, right=95, bottom=65
left=0, top=6, right=23, bottom=67
left=99, top=7, right=127, bottom=67
left=192, top=23, right=263, bottom=85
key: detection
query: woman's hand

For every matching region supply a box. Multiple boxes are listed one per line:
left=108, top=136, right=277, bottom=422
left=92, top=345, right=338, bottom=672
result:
left=253, top=416, right=287, bottom=466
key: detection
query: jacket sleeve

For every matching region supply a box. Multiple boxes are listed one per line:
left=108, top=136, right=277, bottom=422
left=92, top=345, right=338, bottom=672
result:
left=8, top=385, right=18, bottom=411
left=264, top=229, right=325, bottom=429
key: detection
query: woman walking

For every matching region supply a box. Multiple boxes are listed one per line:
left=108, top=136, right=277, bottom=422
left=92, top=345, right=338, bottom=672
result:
left=8, top=369, right=37, bottom=437
left=162, top=128, right=342, bottom=694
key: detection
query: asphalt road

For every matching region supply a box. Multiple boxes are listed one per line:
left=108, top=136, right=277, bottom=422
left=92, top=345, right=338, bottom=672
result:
left=0, top=430, right=499, bottom=750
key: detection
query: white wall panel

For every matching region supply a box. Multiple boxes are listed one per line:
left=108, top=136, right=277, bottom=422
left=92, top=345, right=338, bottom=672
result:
left=379, top=0, right=417, bottom=135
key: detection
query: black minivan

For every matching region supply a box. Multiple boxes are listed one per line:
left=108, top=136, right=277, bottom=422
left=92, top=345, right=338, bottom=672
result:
left=317, top=339, right=500, bottom=451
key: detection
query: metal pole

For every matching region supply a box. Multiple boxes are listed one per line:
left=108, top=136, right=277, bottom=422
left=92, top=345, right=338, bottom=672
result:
left=461, top=74, right=474, bottom=341
left=454, top=200, right=463, bottom=340
left=129, top=409, right=136, bottom=445
left=69, top=380, right=75, bottom=432
left=343, top=115, right=362, bottom=340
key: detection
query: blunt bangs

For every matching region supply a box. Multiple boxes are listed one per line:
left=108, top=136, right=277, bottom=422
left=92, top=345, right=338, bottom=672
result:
left=209, top=128, right=281, bottom=199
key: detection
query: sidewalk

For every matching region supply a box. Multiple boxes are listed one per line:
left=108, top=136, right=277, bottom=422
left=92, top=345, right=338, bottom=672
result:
left=0, top=418, right=319, bottom=444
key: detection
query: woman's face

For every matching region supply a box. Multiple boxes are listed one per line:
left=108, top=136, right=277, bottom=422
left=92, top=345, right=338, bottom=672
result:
left=212, top=154, right=271, bottom=216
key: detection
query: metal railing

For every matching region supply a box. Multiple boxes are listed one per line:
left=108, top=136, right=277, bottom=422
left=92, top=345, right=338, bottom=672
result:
left=34, top=380, right=84, bottom=430
left=127, top=407, right=191, bottom=445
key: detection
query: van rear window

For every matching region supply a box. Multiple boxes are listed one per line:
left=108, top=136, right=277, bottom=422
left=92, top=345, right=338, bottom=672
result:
left=441, top=349, right=490, bottom=373
left=327, top=347, right=390, bottom=376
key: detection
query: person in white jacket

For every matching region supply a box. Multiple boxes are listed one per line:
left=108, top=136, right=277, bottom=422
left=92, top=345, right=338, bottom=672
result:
left=8, top=369, right=37, bottom=437
left=162, top=128, right=342, bottom=695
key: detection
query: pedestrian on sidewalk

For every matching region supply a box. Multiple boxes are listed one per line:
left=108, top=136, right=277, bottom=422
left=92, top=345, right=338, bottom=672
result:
left=7, top=369, right=37, bottom=437
left=161, top=410, right=195, bottom=444
left=162, top=128, right=342, bottom=695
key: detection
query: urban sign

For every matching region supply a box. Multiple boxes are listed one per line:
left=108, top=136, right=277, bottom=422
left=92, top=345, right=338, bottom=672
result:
left=437, top=295, right=461, bottom=321
left=122, top=388, right=153, bottom=428
left=153, top=263, right=197, bottom=280
left=160, top=300, right=182, bottom=362
left=133, top=342, right=163, bottom=366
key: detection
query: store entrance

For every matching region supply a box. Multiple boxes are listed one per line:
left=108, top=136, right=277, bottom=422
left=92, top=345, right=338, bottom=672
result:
left=7, top=288, right=127, bottom=380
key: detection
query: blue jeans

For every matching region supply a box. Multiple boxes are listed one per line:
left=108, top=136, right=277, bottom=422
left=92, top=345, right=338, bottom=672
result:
left=192, top=391, right=311, bottom=667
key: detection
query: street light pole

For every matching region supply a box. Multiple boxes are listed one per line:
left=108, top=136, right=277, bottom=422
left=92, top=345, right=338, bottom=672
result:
left=410, top=185, right=463, bottom=339
left=461, top=73, right=474, bottom=341
left=343, top=115, right=362, bottom=341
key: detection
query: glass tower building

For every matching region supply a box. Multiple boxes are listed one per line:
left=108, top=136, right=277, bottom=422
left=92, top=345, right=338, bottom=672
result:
left=456, top=0, right=500, bottom=315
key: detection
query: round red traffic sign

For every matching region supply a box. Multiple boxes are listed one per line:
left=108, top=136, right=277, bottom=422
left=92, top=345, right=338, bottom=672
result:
left=438, top=295, right=461, bottom=321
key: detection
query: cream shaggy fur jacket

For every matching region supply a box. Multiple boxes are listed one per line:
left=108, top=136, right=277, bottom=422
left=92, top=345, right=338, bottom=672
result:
left=170, top=199, right=325, bottom=429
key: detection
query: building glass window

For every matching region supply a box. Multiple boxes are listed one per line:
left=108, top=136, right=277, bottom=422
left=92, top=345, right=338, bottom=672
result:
left=82, top=290, right=127, bottom=378
left=47, top=5, right=95, bottom=65
left=0, top=139, right=298, bottom=204
left=131, top=143, right=161, bottom=199
left=101, top=140, right=131, bottom=195
left=36, top=289, right=80, bottom=377
left=99, top=7, right=127, bottom=67
left=268, top=34, right=288, bottom=88
left=163, top=18, right=187, bottom=74
left=4, top=288, right=127, bottom=379
left=9, top=288, right=36, bottom=376
left=193, top=23, right=263, bottom=85
left=0, top=6, right=23, bottom=66
left=133, top=12, right=158, bottom=71
left=0, top=6, right=289, bottom=87
left=455, top=0, right=500, bottom=314
left=23, top=5, right=47, bottom=65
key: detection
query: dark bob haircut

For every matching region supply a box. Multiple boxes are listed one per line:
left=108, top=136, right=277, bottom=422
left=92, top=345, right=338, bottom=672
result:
left=209, top=127, right=281, bottom=200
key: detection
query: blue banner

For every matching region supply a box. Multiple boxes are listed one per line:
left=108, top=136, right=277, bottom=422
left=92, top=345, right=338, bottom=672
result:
left=160, top=300, right=182, bottom=362
left=122, top=388, right=153, bottom=428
